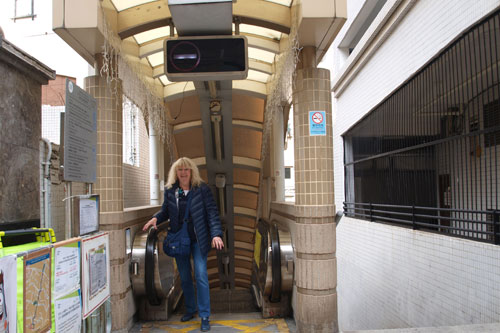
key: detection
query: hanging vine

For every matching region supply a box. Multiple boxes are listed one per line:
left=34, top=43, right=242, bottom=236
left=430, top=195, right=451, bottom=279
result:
left=259, top=7, right=300, bottom=163
left=98, top=4, right=173, bottom=159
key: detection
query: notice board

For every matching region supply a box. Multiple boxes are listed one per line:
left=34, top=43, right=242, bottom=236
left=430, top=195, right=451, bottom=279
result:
left=63, top=79, right=97, bottom=183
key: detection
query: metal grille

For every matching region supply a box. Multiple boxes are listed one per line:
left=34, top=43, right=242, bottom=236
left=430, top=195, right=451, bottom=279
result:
left=344, top=10, right=500, bottom=244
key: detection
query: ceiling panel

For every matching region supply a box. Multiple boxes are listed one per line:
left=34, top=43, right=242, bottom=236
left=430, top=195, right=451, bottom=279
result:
left=232, top=94, right=265, bottom=122
left=174, top=128, right=205, bottom=158
left=233, top=128, right=262, bottom=160
left=233, top=169, right=260, bottom=188
left=166, top=95, right=201, bottom=124
left=234, top=189, right=258, bottom=210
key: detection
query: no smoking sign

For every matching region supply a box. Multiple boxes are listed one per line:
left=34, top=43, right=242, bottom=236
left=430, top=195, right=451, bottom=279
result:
left=309, top=111, right=326, bottom=136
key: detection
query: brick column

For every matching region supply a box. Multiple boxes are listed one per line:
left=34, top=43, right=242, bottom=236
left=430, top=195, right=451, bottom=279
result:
left=292, top=46, right=338, bottom=332
left=85, top=73, right=131, bottom=331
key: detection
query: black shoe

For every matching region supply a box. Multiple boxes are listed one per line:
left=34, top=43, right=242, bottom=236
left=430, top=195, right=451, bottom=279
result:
left=201, top=317, right=210, bottom=331
left=180, top=313, right=195, bottom=322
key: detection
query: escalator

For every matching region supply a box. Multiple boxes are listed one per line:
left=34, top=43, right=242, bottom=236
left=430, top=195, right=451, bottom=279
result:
left=130, top=218, right=294, bottom=319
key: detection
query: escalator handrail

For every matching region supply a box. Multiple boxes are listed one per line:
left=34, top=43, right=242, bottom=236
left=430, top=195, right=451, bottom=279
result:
left=269, top=223, right=281, bottom=302
left=145, top=222, right=169, bottom=306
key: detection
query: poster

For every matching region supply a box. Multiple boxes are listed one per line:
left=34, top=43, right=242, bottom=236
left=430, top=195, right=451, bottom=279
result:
left=53, top=238, right=81, bottom=298
left=89, top=245, right=107, bottom=299
left=23, top=248, right=51, bottom=333
left=81, top=233, right=110, bottom=319
left=0, top=255, right=17, bottom=333
left=54, top=290, right=81, bottom=332
left=79, top=196, right=99, bottom=235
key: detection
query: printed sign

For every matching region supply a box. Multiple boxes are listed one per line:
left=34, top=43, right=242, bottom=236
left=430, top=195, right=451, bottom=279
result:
left=79, top=196, right=99, bottom=236
left=54, top=290, right=81, bottom=333
left=309, top=111, right=327, bottom=136
left=53, top=238, right=81, bottom=298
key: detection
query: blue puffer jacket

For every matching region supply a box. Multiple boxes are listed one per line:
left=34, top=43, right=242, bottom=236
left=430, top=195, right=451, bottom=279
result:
left=154, top=182, right=223, bottom=256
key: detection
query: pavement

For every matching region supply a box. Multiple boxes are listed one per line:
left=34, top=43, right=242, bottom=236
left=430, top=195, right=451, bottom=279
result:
left=343, top=323, right=500, bottom=333
left=131, top=312, right=500, bottom=333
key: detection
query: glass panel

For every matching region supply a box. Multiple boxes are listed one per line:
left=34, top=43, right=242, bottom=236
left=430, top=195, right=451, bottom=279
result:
left=147, top=52, right=164, bottom=67
left=247, top=70, right=270, bottom=83
left=111, top=0, right=157, bottom=12
left=264, top=0, right=292, bottom=7
left=248, top=47, right=275, bottom=63
left=159, top=75, right=171, bottom=86
left=134, top=26, right=171, bottom=45
left=236, top=23, right=282, bottom=40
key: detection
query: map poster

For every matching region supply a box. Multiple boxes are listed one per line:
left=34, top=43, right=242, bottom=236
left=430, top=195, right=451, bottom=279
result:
left=23, top=247, right=51, bottom=333
left=81, top=233, right=110, bottom=319
left=0, top=255, right=17, bottom=333
left=54, top=290, right=81, bottom=332
left=53, top=238, right=81, bottom=298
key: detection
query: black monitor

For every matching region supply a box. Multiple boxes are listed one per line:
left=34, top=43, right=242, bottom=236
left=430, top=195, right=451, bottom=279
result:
left=164, top=35, right=248, bottom=81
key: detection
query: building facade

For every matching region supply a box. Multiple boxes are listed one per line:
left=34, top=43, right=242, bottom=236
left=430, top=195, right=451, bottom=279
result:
left=332, top=0, right=500, bottom=330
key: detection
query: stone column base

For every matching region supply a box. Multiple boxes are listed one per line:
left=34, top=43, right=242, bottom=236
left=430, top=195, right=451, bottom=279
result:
left=295, top=291, right=338, bottom=333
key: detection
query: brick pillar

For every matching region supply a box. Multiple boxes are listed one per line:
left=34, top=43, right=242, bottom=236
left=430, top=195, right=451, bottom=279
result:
left=85, top=72, right=131, bottom=331
left=292, top=46, right=338, bottom=332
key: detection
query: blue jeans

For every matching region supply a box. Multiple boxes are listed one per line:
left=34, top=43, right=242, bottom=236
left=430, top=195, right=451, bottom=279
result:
left=175, top=242, right=210, bottom=318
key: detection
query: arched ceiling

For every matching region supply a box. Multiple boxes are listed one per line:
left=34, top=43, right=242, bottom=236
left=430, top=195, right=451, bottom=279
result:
left=108, top=0, right=292, bottom=289
left=112, top=0, right=291, bottom=101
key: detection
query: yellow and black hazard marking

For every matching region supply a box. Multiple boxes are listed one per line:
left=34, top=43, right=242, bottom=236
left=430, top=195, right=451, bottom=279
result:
left=138, top=318, right=290, bottom=332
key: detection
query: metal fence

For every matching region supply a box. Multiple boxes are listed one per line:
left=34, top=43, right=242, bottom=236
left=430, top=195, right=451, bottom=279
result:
left=343, top=202, right=500, bottom=244
left=343, top=10, right=500, bottom=244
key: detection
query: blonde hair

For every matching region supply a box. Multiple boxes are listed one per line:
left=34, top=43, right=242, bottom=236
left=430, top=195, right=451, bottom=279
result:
left=166, top=157, right=203, bottom=189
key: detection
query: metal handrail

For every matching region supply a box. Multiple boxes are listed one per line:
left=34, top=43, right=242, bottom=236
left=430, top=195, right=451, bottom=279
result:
left=343, top=201, right=500, bottom=245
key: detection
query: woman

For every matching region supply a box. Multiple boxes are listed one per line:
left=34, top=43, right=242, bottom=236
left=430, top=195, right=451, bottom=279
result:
left=143, top=157, right=224, bottom=332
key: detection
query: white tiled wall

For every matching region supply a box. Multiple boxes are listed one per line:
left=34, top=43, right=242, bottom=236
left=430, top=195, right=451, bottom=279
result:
left=337, top=216, right=500, bottom=331
left=331, top=0, right=500, bottom=210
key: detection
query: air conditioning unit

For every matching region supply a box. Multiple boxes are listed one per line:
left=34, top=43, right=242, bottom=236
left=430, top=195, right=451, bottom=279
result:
left=164, top=35, right=248, bottom=82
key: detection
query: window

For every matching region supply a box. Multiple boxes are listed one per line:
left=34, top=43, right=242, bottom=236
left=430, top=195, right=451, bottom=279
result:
left=13, top=0, right=36, bottom=21
left=284, top=167, right=291, bottom=179
left=123, top=96, right=140, bottom=166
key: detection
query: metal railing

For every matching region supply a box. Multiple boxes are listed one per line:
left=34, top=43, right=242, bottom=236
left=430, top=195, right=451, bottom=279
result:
left=344, top=202, right=500, bottom=245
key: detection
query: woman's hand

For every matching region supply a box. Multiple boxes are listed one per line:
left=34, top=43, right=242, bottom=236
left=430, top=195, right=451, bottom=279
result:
left=143, top=217, right=158, bottom=231
left=211, top=236, right=224, bottom=250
